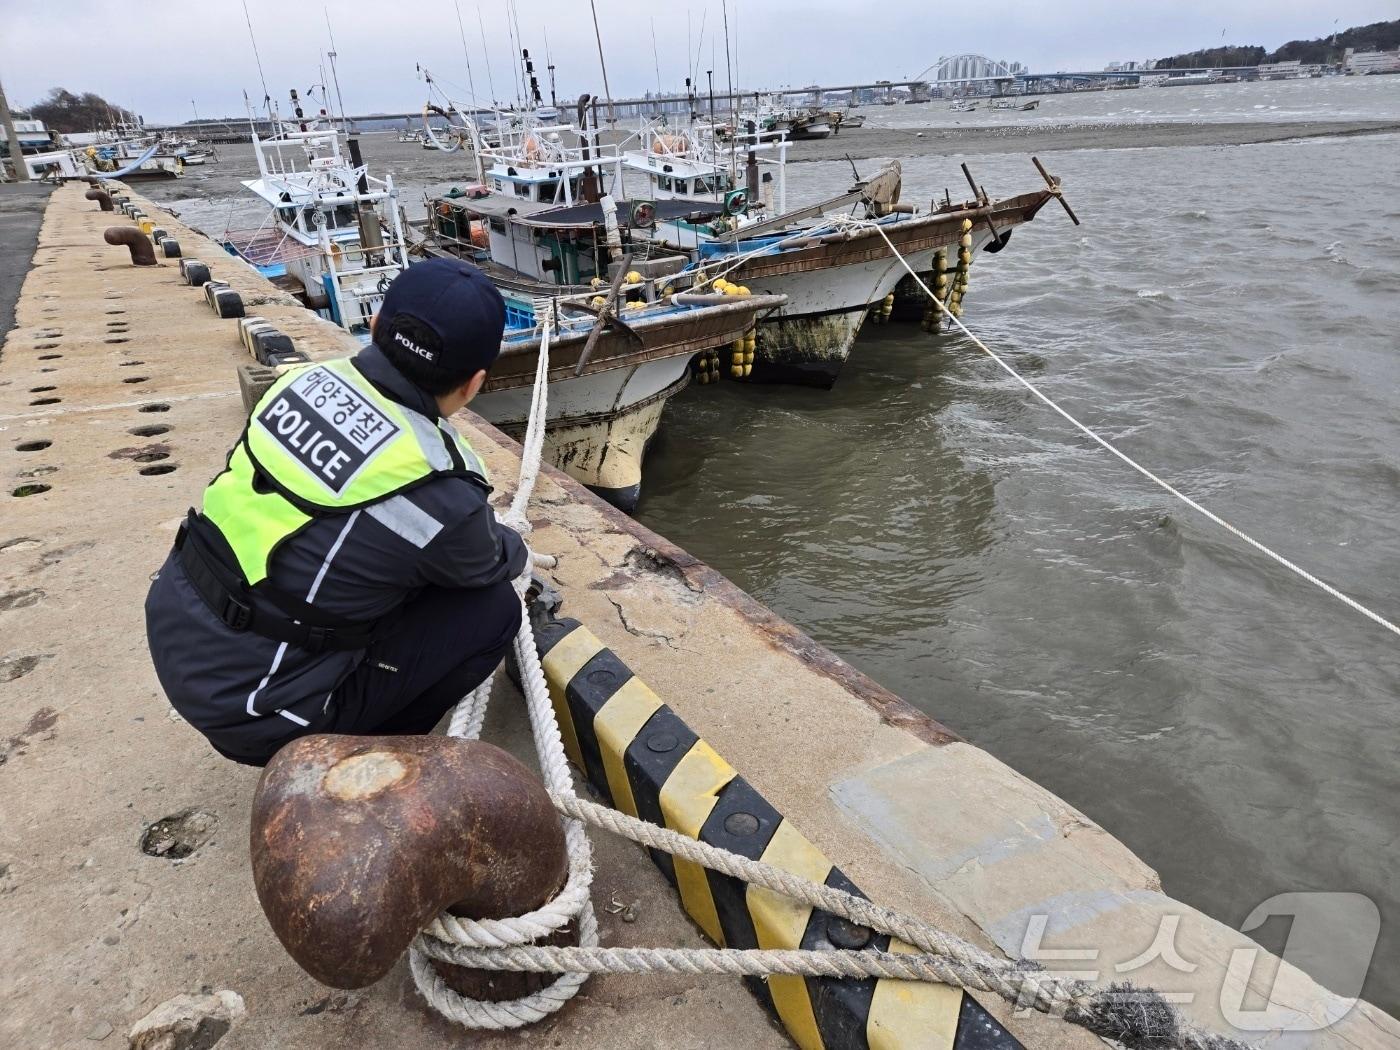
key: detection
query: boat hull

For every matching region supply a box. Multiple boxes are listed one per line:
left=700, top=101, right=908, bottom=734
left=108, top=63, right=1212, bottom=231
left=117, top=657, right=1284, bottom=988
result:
left=474, top=295, right=784, bottom=510
left=477, top=363, right=690, bottom=512
left=722, top=189, right=1052, bottom=386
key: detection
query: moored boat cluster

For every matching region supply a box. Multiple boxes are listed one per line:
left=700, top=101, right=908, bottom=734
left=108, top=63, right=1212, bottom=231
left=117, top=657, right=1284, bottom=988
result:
left=218, top=81, right=1070, bottom=511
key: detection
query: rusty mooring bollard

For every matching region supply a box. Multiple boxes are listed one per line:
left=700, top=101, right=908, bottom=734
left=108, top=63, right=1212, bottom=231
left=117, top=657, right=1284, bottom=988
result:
left=104, top=226, right=157, bottom=266
left=85, top=188, right=113, bottom=211
left=251, top=735, right=570, bottom=993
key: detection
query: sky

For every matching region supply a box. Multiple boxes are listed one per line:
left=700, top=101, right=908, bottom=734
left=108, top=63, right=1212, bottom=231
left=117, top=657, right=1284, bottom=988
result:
left=1, top=0, right=1396, bottom=123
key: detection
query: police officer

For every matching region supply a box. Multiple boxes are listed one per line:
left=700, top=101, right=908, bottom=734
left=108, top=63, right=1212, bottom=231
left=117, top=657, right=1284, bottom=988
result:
left=146, top=259, right=527, bottom=766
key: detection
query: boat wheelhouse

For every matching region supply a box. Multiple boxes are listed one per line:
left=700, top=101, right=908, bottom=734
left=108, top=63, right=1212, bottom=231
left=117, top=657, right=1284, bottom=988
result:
left=222, top=122, right=409, bottom=337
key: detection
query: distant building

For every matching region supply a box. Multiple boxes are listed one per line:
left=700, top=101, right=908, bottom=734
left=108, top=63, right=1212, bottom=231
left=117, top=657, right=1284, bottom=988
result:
left=1257, top=59, right=1303, bottom=79
left=1344, top=49, right=1400, bottom=75
left=1105, top=60, right=1155, bottom=72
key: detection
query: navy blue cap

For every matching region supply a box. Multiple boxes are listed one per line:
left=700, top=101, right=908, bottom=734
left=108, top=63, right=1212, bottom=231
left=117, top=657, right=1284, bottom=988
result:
left=372, top=258, right=506, bottom=379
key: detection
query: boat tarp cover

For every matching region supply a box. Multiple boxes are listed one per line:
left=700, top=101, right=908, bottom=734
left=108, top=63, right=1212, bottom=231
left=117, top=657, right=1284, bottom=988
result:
left=515, top=198, right=722, bottom=229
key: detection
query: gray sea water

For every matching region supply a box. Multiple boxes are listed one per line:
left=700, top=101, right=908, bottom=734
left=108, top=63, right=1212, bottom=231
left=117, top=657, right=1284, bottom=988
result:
left=143, top=75, right=1400, bottom=1013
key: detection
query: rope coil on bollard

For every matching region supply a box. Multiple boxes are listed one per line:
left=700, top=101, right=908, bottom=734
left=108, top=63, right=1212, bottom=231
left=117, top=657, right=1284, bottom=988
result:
left=409, top=266, right=1256, bottom=1050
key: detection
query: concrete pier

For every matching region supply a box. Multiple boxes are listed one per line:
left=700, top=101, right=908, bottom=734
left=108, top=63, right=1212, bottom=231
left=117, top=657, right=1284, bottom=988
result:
left=1, top=183, right=1396, bottom=1049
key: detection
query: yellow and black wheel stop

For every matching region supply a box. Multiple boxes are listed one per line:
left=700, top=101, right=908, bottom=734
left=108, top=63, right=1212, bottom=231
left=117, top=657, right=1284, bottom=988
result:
left=534, top=614, right=1025, bottom=1050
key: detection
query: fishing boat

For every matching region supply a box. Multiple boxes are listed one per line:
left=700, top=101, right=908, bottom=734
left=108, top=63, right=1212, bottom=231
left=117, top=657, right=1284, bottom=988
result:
left=834, top=110, right=865, bottom=131
left=614, top=123, right=1068, bottom=386
left=466, top=284, right=786, bottom=510
left=426, top=93, right=1069, bottom=389
left=80, top=122, right=186, bottom=180
left=410, top=89, right=789, bottom=509
left=221, top=116, right=409, bottom=338
left=788, top=111, right=832, bottom=140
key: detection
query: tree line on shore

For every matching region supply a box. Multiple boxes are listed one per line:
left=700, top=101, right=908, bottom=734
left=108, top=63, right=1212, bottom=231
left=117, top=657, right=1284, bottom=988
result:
left=17, top=88, right=136, bottom=133
left=1154, top=18, right=1400, bottom=69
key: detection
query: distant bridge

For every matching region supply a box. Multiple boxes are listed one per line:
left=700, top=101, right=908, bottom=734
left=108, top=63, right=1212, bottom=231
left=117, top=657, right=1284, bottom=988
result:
left=147, top=64, right=1279, bottom=137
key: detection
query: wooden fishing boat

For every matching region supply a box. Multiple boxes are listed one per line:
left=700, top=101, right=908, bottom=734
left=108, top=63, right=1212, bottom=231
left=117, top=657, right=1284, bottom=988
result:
left=415, top=86, right=788, bottom=508
left=618, top=125, right=1073, bottom=386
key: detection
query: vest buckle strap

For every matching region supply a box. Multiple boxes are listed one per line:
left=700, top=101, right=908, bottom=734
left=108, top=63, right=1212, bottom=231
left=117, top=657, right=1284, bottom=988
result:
left=221, top=595, right=253, bottom=632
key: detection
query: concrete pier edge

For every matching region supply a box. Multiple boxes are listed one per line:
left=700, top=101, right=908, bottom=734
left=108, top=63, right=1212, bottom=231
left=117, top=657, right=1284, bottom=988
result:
left=1, top=182, right=1396, bottom=1049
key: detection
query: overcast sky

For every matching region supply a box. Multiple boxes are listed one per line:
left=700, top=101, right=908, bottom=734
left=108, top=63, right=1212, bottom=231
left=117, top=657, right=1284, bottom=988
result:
left=2, top=0, right=1395, bottom=123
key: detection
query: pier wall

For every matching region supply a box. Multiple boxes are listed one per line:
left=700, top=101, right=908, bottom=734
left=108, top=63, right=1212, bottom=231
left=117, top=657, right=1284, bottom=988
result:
left=0, top=183, right=1394, bottom=1049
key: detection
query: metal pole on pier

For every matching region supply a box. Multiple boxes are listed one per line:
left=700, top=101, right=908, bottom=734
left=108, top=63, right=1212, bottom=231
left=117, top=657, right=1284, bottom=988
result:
left=0, top=73, right=33, bottom=182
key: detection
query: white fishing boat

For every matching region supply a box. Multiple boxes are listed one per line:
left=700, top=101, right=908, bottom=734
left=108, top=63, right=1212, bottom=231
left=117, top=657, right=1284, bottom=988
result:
left=80, top=123, right=186, bottom=180
left=221, top=112, right=410, bottom=338
left=416, top=92, right=787, bottom=508
left=617, top=122, right=1066, bottom=386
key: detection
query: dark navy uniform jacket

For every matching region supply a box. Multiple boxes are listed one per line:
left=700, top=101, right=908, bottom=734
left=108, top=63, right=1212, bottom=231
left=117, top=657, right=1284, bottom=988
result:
left=144, top=344, right=527, bottom=758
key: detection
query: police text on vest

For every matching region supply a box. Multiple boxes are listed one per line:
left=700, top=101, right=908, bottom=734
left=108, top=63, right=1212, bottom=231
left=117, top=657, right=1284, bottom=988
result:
left=256, top=368, right=400, bottom=493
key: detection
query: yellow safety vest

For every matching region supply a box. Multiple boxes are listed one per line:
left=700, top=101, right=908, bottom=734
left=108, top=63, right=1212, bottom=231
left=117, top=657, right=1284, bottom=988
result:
left=202, top=358, right=486, bottom=586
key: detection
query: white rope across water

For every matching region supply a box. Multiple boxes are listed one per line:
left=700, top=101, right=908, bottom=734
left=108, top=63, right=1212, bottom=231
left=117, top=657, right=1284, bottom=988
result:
left=842, top=216, right=1400, bottom=642
left=409, top=258, right=1255, bottom=1050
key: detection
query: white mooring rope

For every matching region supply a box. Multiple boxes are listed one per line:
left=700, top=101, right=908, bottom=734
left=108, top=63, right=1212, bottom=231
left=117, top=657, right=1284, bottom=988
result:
left=410, top=252, right=1254, bottom=1050
left=841, top=214, right=1400, bottom=641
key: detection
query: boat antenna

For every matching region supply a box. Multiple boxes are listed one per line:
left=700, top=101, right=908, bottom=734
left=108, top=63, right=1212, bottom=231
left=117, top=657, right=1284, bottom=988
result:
left=474, top=5, right=497, bottom=108
left=241, top=0, right=272, bottom=116
left=324, top=7, right=349, bottom=130
left=650, top=18, right=663, bottom=113
left=523, top=49, right=542, bottom=108
left=721, top=0, right=737, bottom=176
left=505, top=0, right=526, bottom=110
left=451, top=0, right=480, bottom=111
left=544, top=26, right=557, bottom=108
left=587, top=0, right=616, bottom=125
left=690, top=8, right=708, bottom=92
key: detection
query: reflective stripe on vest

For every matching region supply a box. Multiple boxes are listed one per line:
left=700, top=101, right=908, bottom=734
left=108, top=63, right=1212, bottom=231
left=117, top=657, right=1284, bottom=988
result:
left=202, top=358, right=487, bottom=585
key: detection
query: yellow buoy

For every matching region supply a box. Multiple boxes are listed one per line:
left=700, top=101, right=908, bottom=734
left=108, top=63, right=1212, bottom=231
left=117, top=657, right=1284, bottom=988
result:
left=625, top=270, right=643, bottom=285
left=959, top=233, right=972, bottom=249
left=960, top=218, right=973, bottom=233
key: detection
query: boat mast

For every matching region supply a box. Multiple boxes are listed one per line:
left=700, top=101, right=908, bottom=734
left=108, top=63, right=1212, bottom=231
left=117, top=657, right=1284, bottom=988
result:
left=587, top=0, right=616, bottom=125
left=324, top=7, right=349, bottom=131
left=452, top=0, right=480, bottom=115
left=241, top=0, right=273, bottom=124
left=474, top=5, right=497, bottom=108
left=721, top=0, right=737, bottom=179
left=544, top=27, right=557, bottom=109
